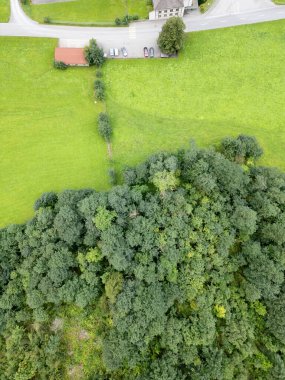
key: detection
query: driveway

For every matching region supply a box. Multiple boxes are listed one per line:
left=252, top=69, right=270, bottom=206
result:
left=1, top=0, right=285, bottom=58
left=207, top=0, right=277, bottom=17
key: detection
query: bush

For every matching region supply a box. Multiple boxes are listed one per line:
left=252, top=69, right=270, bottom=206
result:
left=108, top=168, right=117, bottom=186
left=44, top=16, right=51, bottom=24
left=115, top=15, right=139, bottom=26
left=95, top=87, right=105, bottom=101
left=96, top=70, right=103, bottom=78
left=53, top=60, right=68, bottom=70
left=84, top=39, right=105, bottom=67
left=94, top=79, right=104, bottom=91
left=94, top=80, right=105, bottom=101
left=98, top=113, right=112, bottom=142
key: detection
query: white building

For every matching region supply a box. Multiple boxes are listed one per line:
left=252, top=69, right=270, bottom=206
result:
left=149, top=0, right=198, bottom=21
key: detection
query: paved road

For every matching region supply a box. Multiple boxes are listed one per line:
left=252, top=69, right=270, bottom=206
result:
left=1, top=0, right=285, bottom=57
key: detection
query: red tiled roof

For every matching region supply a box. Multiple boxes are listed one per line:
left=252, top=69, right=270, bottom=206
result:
left=55, top=48, right=88, bottom=66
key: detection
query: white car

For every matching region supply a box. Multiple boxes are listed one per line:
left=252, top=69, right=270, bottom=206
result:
left=114, top=48, right=119, bottom=57
left=109, top=48, right=115, bottom=57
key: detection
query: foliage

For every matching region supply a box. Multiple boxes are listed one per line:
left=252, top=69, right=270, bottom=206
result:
left=158, top=17, right=186, bottom=55
left=0, top=324, right=66, bottom=379
left=53, top=60, right=67, bottom=70
left=108, top=167, right=117, bottom=186
left=94, top=79, right=105, bottom=101
left=84, top=39, right=105, bottom=67
left=1, top=138, right=285, bottom=377
left=43, top=16, right=51, bottom=23
left=221, top=135, right=263, bottom=164
left=115, top=14, right=139, bottom=25
left=98, top=112, right=112, bottom=142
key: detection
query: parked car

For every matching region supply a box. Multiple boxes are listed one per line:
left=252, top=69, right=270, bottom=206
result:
left=149, top=47, right=154, bottom=58
left=121, top=47, right=128, bottom=57
left=143, top=47, right=149, bottom=58
left=114, top=48, right=119, bottom=57
left=109, top=48, right=115, bottom=57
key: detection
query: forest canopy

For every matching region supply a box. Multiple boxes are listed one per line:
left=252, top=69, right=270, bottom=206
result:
left=1, top=136, right=285, bottom=379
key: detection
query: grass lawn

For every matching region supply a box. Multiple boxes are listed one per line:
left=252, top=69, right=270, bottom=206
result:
left=23, top=0, right=151, bottom=24
left=0, top=37, right=109, bottom=227
left=0, top=0, right=10, bottom=22
left=104, top=20, right=285, bottom=174
left=273, top=0, right=285, bottom=4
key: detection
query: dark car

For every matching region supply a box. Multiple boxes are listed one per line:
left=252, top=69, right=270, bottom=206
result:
left=149, top=47, right=154, bottom=58
left=143, top=47, right=149, bottom=58
left=121, top=47, right=128, bottom=57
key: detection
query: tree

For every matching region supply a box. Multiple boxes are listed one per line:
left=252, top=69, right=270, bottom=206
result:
left=94, top=79, right=105, bottom=101
left=221, top=135, right=263, bottom=164
left=98, top=112, right=112, bottom=158
left=98, top=113, right=112, bottom=142
left=84, top=39, right=105, bottom=67
left=1, top=136, right=285, bottom=379
left=157, top=17, right=186, bottom=55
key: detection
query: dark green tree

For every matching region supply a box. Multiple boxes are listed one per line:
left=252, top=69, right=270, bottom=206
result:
left=84, top=39, right=105, bottom=67
left=158, top=17, right=186, bottom=55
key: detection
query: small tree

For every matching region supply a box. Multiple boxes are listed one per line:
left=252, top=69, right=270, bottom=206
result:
left=94, top=79, right=105, bottom=101
left=84, top=39, right=105, bottom=67
left=98, top=113, right=112, bottom=142
left=98, top=113, right=112, bottom=158
left=158, top=17, right=186, bottom=55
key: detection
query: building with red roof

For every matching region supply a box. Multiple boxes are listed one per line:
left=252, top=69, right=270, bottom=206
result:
left=54, top=48, right=89, bottom=66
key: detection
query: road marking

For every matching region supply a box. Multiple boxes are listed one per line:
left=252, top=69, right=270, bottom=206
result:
left=129, top=25, right=136, bottom=40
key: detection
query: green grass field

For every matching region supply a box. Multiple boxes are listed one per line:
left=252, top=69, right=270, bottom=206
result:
left=0, top=37, right=109, bottom=227
left=23, top=0, right=150, bottom=24
left=1, top=21, right=285, bottom=227
left=104, top=20, right=285, bottom=173
left=273, top=0, right=285, bottom=4
left=0, top=0, right=10, bottom=22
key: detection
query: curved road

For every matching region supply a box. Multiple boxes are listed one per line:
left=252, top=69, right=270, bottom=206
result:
left=1, top=0, right=285, bottom=56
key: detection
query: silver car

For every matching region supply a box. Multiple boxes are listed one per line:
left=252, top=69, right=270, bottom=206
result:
left=109, top=48, right=115, bottom=57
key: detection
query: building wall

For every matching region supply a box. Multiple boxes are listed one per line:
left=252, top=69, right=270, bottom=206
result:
left=150, top=7, right=185, bottom=20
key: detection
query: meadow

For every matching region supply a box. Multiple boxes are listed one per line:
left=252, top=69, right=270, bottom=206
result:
left=1, top=20, right=285, bottom=226
left=0, top=0, right=10, bottom=22
left=23, top=0, right=150, bottom=24
left=0, top=37, right=108, bottom=227
left=104, top=20, right=285, bottom=173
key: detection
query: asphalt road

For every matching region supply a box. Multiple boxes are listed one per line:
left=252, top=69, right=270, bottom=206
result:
left=0, top=0, right=285, bottom=58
